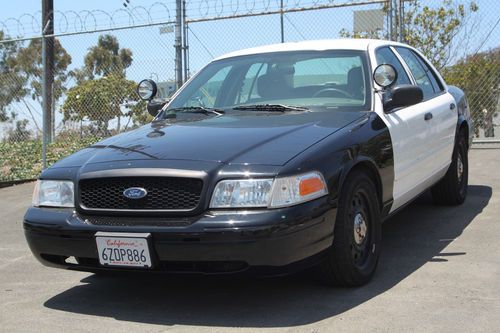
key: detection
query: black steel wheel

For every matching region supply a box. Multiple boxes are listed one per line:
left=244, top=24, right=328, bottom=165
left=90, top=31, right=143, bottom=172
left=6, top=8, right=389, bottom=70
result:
left=317, top=170, right=381, bottom=286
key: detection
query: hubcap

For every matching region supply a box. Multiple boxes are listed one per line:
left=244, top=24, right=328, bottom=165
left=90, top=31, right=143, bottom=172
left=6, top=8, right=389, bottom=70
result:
left=353, top=213, right=367, bottom=245
left=457, top=153, right=464, bottom=183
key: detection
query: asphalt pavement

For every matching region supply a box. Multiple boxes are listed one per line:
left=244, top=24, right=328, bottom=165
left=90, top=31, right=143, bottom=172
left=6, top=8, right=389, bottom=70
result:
left=1, top=149, right=499, bottom=333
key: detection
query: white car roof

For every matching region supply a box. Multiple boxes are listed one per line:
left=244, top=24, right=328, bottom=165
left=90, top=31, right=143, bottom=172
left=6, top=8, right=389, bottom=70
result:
left=214, top=39, right=408, bottom=61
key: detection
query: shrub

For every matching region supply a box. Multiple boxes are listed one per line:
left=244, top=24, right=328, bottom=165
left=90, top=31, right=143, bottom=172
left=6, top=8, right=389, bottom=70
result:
left=0, top=136, right=100, bottom=181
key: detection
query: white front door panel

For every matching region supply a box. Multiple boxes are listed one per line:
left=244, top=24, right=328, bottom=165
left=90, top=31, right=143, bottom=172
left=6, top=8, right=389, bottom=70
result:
left=373, top=95, right=432, bottom=212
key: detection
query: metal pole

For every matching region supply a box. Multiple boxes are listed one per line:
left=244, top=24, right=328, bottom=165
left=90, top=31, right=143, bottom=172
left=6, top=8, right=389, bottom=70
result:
left=399, top=0, right=405, bottom=42
left=41, top=31, right=47, bottom=169
left=182, top=0, right=189, bottom=82
left=41, top=0, right=54, bottom=169
left=387, top=0, right=392, bottom=40
left=175, top=0, right=183, bottom=89
left=280, top=0, right=284, bottom=43
left=51, top=82, right=55, bottom=139
left=394, top=0, right=399, bottom=41
left=389, top=0, right=397, bottom=41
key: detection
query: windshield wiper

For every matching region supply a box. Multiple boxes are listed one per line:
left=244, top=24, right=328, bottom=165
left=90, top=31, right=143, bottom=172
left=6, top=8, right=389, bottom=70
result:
left=232, top=104, right=309, bottom=112
left=165, top=106, right=225, bottom=116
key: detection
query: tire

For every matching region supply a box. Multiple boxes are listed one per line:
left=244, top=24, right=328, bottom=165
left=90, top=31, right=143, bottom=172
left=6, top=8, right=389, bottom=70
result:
left=317, top=170, right=381, bottom=287
left=431, top=133, right=468, bottom=206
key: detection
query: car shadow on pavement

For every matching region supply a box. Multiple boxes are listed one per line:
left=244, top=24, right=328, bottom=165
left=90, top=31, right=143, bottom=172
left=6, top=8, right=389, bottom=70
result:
left=44, top=185, right=492, bottom=328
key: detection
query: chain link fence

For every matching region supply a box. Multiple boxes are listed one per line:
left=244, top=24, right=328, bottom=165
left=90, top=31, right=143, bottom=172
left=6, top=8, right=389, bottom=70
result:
left=0, top=0, right=498, bottom=182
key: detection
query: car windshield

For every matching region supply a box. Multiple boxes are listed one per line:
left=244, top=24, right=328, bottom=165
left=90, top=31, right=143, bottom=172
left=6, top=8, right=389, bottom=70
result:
left=165, top=50, right=371, bottom=115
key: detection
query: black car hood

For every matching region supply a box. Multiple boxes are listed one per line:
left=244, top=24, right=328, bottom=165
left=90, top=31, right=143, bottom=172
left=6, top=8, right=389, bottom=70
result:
left=52, top=111, right=366, bottom=168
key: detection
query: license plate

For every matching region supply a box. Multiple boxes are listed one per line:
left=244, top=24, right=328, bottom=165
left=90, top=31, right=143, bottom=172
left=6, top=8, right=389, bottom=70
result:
left=95, top=232, right=152, bottom=268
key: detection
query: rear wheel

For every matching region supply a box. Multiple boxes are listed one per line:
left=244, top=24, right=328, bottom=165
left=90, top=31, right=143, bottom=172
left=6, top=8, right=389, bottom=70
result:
left=431, top=133, right=468, bottom=205
left=317, top=171, right=381, bottom=286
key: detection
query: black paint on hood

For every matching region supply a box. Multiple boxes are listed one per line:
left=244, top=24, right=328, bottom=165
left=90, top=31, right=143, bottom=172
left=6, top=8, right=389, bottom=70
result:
left=51, top=111, right=366, bottom=169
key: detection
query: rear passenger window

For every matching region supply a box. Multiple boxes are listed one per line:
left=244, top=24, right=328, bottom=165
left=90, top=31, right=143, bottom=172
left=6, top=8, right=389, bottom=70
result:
left=375, top=47, right=411, bottom=86
left=413, top=53, right=444, bottom=93
left=395, top=47, right=442, bottom=100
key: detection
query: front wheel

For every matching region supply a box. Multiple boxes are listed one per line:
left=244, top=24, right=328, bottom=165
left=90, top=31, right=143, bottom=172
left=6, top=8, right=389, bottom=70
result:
left=431, top=133, right=468, bottom=205
left=317, top=171, right=381, bottom=286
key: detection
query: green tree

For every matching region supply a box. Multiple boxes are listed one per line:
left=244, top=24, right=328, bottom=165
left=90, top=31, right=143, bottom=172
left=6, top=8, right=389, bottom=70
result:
left=62, top=74, right=144, bottom=135
left=341, top=0, right=478, bottom=70
left=13, top=37, right=72, bottom=106
left=403, top=0, right=478, bottom=70
left=74, top=34, right=133, bottom=82
left=444, top=48, right=500, bottom=137
left=0, top=31, right=27, bottom=122
left=63, top=34, right=148, bottom=133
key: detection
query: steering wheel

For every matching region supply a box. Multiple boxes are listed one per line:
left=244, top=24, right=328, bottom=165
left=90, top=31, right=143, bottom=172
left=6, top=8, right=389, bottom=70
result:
left=312, top=88, right=352, bottom=98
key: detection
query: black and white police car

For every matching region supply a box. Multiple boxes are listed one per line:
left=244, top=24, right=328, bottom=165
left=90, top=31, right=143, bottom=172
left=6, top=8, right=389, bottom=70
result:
left=25, top=39, right=472, bottom=286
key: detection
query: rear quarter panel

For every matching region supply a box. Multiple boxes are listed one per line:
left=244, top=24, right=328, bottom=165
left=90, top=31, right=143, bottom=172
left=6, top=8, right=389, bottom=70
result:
left=448, top=85, right=474, bottom=148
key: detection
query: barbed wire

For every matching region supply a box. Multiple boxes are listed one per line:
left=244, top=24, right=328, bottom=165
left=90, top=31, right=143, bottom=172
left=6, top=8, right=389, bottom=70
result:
left=0, top=0, right=385, bottom=39
left=186, top=0, right=387, bottom=21
left=0, top=1, right=174, bottom=39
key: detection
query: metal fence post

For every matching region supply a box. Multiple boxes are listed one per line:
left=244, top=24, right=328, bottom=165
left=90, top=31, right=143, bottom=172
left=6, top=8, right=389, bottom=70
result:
left=398, top=0, right=405, bottom=42
left=175, top=0, right=183, bottom=89
left=280, top=0, right=285, bottom=43
left=182, top=0, right=189, bottom=82
left=41, top=0, right=54, bottom=169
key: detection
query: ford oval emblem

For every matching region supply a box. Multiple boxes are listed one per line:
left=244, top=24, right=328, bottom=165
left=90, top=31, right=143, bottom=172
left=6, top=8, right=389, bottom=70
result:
left=123, top=187, right=148, bottom=199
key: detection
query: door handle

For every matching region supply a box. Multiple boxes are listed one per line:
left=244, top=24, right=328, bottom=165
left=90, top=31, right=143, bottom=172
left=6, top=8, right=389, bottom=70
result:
left=424, top=112, right=433, bottom=121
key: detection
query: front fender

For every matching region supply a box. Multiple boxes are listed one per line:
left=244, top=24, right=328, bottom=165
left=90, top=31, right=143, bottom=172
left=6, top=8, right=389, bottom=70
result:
left=280, top=112, right=395, bottom=218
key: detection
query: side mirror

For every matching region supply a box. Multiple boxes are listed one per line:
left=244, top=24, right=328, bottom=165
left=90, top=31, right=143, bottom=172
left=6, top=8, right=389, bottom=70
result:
left=384, top=84, right=423, bottom=112
left=147, top=98, right=170, bottom=117
left=136, top=79, right=158, bottom=101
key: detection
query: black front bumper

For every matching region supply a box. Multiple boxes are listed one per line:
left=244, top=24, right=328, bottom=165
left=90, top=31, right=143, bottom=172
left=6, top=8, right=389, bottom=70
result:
left=24, top=197, right=336, bottom=274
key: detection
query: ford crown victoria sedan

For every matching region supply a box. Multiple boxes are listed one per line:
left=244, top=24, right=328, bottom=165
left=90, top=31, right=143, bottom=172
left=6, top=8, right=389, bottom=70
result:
left=25, top=39, right=472, bottom=286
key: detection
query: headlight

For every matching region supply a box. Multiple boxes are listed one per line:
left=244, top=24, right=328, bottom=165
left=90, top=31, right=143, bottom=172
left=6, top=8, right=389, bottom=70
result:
left=209, top=171, right=328, bottom=209
left=32, top=180, right=75, bottom=208
left=210, top=179, right=273, bottom=208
